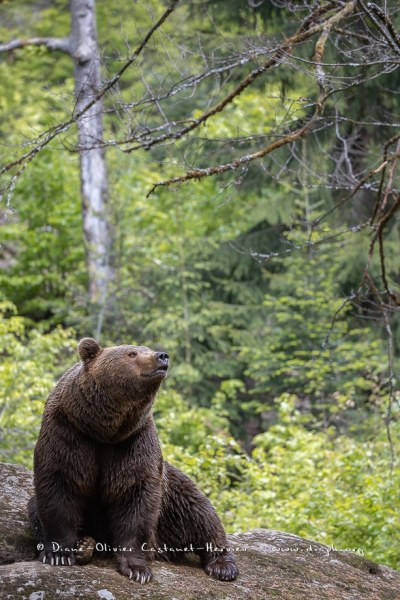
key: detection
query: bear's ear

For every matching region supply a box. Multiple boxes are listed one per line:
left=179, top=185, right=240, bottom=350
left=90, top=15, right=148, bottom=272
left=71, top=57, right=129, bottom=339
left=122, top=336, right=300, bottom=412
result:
left=78, top=338, right=102, bottom=362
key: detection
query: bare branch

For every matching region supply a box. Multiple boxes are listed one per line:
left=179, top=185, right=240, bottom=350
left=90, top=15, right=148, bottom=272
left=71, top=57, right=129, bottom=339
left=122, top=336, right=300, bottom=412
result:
left=147, top=107, right=324, bottom=196
left=313, top=145, right=400, bottom=228
left=355, top=270, right=397, bottom=470
left=0, top=0, right=180, bottom=187
left=147, top=0, right=358, bottom=194
left=122, top=1, right=358, bottom=153
left=0, top=37, right=71, bottom=54
left=122, top=54, right=281, bottom=152
left=358, top=0, right=400, bottom=56
left=370, top=133, right=400, bottom=224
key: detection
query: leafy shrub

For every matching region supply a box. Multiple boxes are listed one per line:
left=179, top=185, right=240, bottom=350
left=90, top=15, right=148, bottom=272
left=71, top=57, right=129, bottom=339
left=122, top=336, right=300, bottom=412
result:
left=0, top=302, right=76, bottom=466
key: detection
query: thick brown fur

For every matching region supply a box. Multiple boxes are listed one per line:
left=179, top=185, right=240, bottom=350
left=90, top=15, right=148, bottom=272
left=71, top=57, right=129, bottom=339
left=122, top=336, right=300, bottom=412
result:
left=28, top=338, right=238, bottom=584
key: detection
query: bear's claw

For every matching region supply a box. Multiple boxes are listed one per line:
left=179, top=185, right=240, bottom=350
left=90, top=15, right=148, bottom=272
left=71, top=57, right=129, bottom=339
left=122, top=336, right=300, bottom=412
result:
left=38, top=548, right=76, bottom=567
left=204, top=553, right=239, bottom=581
left=118, top=555, right=153, bottom=584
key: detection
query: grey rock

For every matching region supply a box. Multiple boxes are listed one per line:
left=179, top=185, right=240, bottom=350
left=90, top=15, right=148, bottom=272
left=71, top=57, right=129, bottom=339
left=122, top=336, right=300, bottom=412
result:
left=1, top=462, right=399, bottom=600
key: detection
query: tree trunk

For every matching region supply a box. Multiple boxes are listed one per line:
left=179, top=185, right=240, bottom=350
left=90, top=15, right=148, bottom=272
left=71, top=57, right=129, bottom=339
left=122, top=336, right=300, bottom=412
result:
left=70, top=0, right=113, bottom=333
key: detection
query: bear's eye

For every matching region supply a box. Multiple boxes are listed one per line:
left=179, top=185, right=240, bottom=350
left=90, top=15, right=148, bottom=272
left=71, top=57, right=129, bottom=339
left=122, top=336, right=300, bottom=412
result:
left=128, top=351, right=138, bottom=358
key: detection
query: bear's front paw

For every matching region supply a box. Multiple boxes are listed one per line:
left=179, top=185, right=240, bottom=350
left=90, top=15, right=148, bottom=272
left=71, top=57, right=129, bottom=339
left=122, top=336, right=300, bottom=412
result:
left=204, top=553, right=239, bottom=581
left=38, top=545, right=76, bottom=567
left=117, top=555, right=153, bottom=584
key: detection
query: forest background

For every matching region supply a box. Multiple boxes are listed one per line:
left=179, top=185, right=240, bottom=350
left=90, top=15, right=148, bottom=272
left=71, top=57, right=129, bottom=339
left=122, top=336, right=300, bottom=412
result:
left=0, top=0, right=399, bottom=570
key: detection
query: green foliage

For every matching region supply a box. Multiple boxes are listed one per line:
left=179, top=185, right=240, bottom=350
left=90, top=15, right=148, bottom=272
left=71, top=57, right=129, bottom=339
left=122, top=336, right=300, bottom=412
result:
left=195, top=84, right=306, bottom=139
left=155, top=386, right=246, bottom=497
left=241, top=227, right=388, bottom=424
left=0, top=1, right=72, bottom=139
left=0, top=302, right=76, bottom=466
left=0, top=149, right=86, bottom=324
left=156, top=390, right=400, bottom=569
left=106, top=153, right=271, bottom=399
left=229, top=396, right=399, bottom=569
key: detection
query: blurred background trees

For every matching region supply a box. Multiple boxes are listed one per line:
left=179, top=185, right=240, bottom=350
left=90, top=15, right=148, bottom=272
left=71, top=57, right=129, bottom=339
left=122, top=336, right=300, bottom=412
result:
left=0, top=0, right=399, bottom=569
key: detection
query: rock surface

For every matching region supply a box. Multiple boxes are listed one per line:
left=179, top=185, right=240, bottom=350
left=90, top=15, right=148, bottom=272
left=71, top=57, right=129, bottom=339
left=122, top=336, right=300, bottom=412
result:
left=1, top=461, right=399, bottom=600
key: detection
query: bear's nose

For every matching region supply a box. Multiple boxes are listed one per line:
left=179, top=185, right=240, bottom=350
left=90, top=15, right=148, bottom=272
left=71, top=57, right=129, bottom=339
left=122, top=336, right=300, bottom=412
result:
left=156, top=351, right=169, bottom=364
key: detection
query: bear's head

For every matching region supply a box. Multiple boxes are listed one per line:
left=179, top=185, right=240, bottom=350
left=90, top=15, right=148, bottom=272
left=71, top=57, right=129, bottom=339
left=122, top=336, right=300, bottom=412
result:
left=77, top=338, right=169, bottom=396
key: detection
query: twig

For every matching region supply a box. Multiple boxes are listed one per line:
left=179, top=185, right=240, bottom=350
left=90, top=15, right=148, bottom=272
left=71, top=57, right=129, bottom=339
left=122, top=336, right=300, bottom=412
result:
left=0, top=0, right=180, bottom=182
left=313, top=147, right=400, bottom=228
left=147, top=0, right=358, bottom=195
left=358, top=0, right=400, bottom=56
left=146, top=110, right=323, bottom=196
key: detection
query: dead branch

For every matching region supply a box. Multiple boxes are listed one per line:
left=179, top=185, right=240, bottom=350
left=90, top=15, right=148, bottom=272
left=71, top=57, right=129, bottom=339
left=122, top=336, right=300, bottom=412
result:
left=0, top=0, right=180, bottom=185
left=147, top=0, right=357, bottom=195
left=146, top=109, right=324, bottom=196
left=122, top=1, right=357, bottom=154
left=313, top=146, right=400, bottom=229
left=0, top=37, right=71, bottom=54
left=358, top=0, right=400, bottom=56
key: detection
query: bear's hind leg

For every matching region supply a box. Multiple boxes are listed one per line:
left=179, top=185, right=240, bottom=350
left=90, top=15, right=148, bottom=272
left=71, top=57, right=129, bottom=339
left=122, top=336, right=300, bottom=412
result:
left=28, top=496, right=44, bottom=545
left=157, top=462, right=238, bottom=581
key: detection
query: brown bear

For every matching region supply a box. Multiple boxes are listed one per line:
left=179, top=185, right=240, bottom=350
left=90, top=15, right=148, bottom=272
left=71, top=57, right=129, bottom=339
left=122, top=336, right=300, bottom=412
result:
left=28, top=338, right=238, bottom=584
